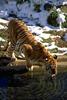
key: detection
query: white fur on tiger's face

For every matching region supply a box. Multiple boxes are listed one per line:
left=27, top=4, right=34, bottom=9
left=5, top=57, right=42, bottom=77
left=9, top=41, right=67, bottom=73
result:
left=5, top=19, right=57, bottom=78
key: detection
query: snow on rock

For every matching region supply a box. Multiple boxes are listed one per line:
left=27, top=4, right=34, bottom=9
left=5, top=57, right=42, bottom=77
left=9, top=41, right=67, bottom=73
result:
left=38, top=10, right=49, bottom=26
left=50, top=35, right=61, bottom=39
left=58, top=47, right=67, bottom=51
left=63, top=1, right=67, bottom=5
left=31, top=12, right=40, bottom=19
left=35, top=36, right=42, bottom=42
left=57, top=13, right=65, bottom=23
left=0, top=0, right=66, bottom=30
left=17, top=2, right=32, bottom=18
left=57, top=13, right=66, bottom=30
left=42, top=43, right=49, bottom=47
left=0, top=24, right=6, bottom=29
left=39, top=33, right=50, bottom=39
left=4, top=1, right=17, bottom=15
left=50, top=35, right=61, bottom=42
left=32, top=0, right=42, bottom=4
left=47, top=42, right=58, bottom=49
left=0, top=18, right=8, bottom=24
left=0, top=10, right=8, bottom=18
left=0, top=18, right=8, bottom=29
left=52, top=51, right=67, bottom=56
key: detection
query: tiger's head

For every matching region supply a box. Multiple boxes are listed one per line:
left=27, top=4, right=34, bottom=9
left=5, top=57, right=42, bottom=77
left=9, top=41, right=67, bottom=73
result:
left=45, top=54, right=57, bottom=79
left=21, top=43, right=57, bottom=79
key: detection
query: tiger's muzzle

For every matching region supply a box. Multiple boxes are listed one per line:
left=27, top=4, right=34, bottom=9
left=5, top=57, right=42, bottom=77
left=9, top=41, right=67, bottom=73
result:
left=46, top=65, right=57, bottom=79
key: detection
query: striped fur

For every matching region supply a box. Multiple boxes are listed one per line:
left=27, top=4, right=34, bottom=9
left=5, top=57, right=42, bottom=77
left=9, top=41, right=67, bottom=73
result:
left=5, top=19, right=57, bottom=77
left=6, top=19, right=37, bottom=57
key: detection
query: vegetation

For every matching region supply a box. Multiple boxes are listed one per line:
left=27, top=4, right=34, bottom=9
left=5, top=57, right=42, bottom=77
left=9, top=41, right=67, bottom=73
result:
left=16, top=0, right=30, bottom=4
left=43, top=30, right=67, bottom=36
left=65, top=14, right=67, bottom=21
left=62, top=22, right=67, bottom=28
left=47, top=11, right=59, bottom=27
left=42, top=30, right=67, bottom=47
left=61, top=5, right=67, bottom=13
left=55, top=39, right=67, bottom=47
left=42, top=37, right=52, bottom=43
left=0, top=29, right=7, bottom=40
left=49, top=48, right=58, bottom=53
left=62, top=14, right=67, bottom=28
left=34, top=4, right=41, bottom=12
left=44, top=3, right=54, bottom=11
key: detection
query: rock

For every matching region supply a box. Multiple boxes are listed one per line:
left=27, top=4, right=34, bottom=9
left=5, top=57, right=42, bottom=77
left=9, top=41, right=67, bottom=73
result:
left=0, top=56, right=15, bottom=66
left=8, top=11, right=17, bottom=18
left=0, top=56, right=28, bottom=76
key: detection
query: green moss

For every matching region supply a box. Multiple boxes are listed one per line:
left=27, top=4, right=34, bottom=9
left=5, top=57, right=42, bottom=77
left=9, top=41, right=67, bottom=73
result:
left=34, top=4, right=41, bottom=12
left=62, top=22, right=67, bottom=28
left=43, top=30, right=57, bottom=35
left=42, top=38, right=52, bottom=43
left=43, top=30, right=67, bottom=37
left=56, top=39, right=67, bottom=47
left=0, top=30, right=7, bottom=40
left=47, top=11, right=59, bottom=27
left=65, top=14, right=67, bottom=21
left=49, top=48, right=58, bottom=53
left=44, top=3, right=54, bottom=11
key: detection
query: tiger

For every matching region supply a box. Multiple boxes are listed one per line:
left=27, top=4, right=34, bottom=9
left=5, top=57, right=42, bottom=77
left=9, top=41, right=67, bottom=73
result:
left=4, top=19, right=57, bottom=78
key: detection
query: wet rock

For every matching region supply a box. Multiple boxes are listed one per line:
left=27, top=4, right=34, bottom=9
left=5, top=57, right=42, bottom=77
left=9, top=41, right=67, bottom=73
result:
left=0, top=56, right=15, bottom=66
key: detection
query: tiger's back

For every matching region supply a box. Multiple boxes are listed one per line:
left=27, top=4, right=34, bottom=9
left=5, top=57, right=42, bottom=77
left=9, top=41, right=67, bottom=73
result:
left=8, top=19, right=37, bottom=46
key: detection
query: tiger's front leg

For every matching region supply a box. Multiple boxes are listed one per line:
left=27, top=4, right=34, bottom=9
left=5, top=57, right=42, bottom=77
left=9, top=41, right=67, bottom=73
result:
left=22, top=44, right=34, bottom=71
left=26, top=59, right=34, bottom=71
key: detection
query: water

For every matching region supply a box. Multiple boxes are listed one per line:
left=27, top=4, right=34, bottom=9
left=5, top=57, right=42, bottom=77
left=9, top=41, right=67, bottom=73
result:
left=0, top=56, right=67, bottom=99
left=0, top=77, right=9, bottom=87
left=0, top=70, right=67, bottom=99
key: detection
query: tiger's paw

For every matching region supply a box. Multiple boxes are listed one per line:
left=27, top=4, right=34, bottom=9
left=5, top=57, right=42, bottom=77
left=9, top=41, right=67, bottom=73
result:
left=28, top=66, right=34, bottom=71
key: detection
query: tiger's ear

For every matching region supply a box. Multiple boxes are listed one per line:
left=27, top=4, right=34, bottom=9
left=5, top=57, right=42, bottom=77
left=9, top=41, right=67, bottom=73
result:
left=53, top=55, right=57, bottom=59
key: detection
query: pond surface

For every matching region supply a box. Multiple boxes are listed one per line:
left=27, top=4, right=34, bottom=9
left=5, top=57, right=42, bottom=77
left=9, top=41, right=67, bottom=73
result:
left=0, top=56, right=67, bottom=100
left=0, top=70, right=67, bottom=100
